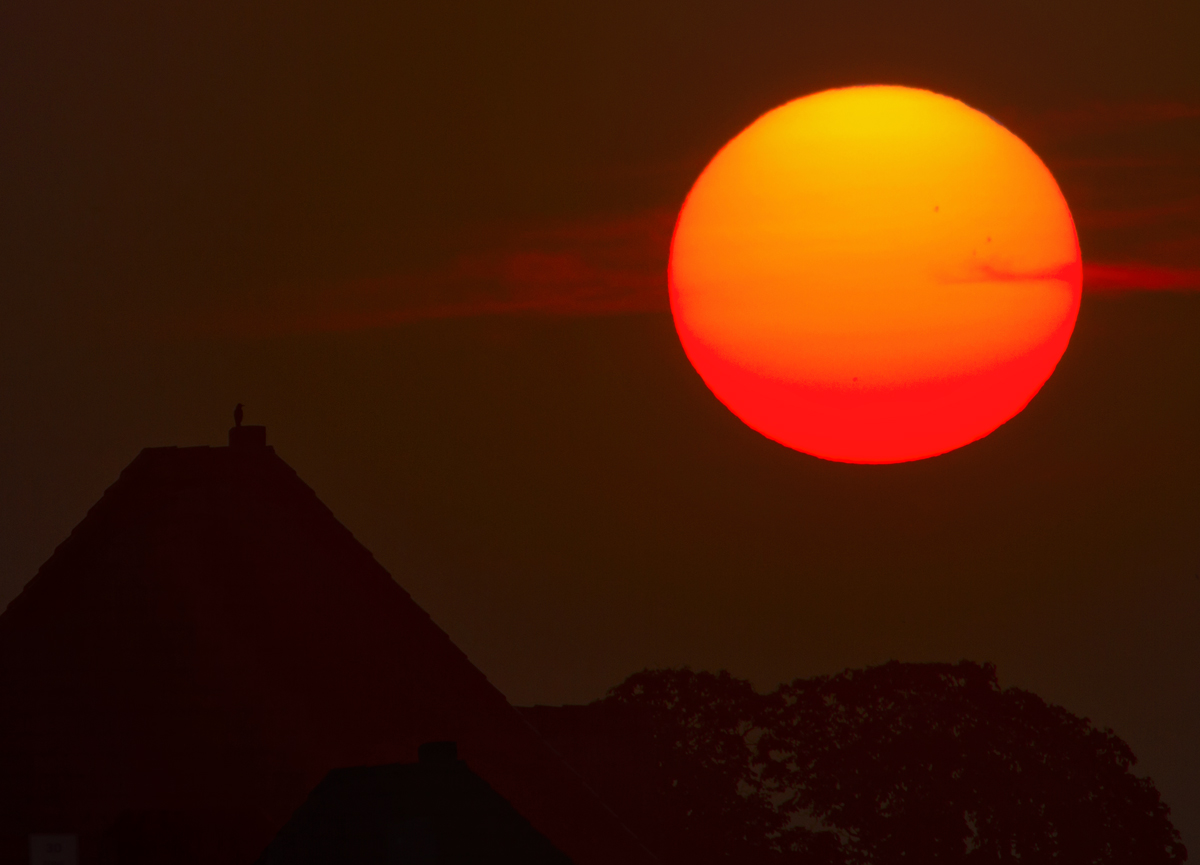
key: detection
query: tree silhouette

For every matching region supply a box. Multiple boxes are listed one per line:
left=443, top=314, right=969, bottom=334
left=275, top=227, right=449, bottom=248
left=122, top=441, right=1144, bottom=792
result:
left=521, top=661, right=1185, bottom=865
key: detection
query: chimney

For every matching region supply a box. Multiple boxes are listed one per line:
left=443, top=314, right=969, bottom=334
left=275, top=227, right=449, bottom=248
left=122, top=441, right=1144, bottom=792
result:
left=418, top=741, right=458, bottom=764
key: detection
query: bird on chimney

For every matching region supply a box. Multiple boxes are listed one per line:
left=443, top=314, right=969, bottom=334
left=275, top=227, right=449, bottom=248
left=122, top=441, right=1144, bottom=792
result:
left=234, top=403, right=244, bottom=427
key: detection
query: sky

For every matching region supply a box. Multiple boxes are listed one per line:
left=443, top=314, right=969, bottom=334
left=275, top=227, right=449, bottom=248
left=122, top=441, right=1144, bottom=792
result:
left=2, top=0, right=1199, bottom=848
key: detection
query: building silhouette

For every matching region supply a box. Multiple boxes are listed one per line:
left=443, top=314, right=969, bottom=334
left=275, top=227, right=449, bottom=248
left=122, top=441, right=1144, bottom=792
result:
left=0, top=428, right=654, bottom=864
left=258, top=741, right=572, bottom=864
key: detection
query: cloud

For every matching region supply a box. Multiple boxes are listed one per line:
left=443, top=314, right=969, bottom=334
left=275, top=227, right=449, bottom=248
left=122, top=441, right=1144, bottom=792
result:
left=203, top=208, right=1199, bottom=338
left=190, top=109, right=1200, bottom=340
left=1007, top=101, right=1199, bottom=265
left=210, top=209, right=676, bottom=336
left=1083, top=262, right=1200, bottom=292
left=1015, top=101, right=1200, bottom=144
left=1073, top=196, right=1200, bottom=231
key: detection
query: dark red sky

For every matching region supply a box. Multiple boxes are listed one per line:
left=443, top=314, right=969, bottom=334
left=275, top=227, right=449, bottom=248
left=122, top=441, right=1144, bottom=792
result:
left=2, top=0, right=1199, bottom=849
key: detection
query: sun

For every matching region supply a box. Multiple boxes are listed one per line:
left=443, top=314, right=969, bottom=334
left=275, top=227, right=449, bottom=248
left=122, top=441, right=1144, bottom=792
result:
left=669, top=85, right=1081, bottom=464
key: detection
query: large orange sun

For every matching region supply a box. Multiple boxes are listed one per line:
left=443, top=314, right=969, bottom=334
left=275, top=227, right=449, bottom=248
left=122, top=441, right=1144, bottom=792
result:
left=669, top=85, right=1081, bottom=464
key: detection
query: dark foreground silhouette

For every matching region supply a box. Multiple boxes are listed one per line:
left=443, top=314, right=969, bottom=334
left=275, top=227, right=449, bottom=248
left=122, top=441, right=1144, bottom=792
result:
left=523, top=663, right=1187, bottom=865
left=258, top=741, right=571, bottom=865
left=0, top=434, right=653, bottom=864
left=2, top=429, right=1184, bottom=864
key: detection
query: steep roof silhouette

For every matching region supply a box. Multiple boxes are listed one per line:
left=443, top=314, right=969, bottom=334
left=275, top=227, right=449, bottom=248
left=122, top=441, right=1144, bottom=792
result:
left=0, top=435, right=655, bottom=865
left=258, top=741, right=572, bottom=865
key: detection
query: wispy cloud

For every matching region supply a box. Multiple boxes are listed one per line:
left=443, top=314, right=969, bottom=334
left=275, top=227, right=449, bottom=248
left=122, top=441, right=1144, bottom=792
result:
left=1083, top=263, right=1200, bottom=292
left=1073, top=195, right=1200, bottom=231
left=1012, top=100, right=1200, bottom=285
left=210, top=209, right=675, bottom=336
left=1014, top=101, right=1200, bottom=143
left=196, top=94, right=1200, bottom=338
left=204, top=210, right=1198, bottom=339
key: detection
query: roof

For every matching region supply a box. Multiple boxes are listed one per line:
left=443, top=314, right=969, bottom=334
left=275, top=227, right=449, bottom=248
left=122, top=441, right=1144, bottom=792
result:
left=259, top=742, right=572, bottom=865
left=0, top=439, right=655, bottom=865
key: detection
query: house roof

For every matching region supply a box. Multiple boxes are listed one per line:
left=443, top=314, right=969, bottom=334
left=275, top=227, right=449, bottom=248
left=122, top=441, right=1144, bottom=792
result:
left=0, top=438, right=654, bottom=865
left=259, top=741, right=572, bottom=864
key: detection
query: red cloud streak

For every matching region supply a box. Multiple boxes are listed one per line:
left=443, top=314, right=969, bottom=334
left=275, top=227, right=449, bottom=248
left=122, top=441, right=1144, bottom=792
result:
left=214, top=209, right=675, bottom=337
left=205, top=210, right=1196, bottom=338
left=1083, top=263, right=1200, bottom=292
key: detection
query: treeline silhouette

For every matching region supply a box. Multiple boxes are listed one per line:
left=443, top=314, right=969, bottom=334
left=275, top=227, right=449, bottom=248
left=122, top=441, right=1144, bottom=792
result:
left=521, top=661, right=1185, bottom=865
